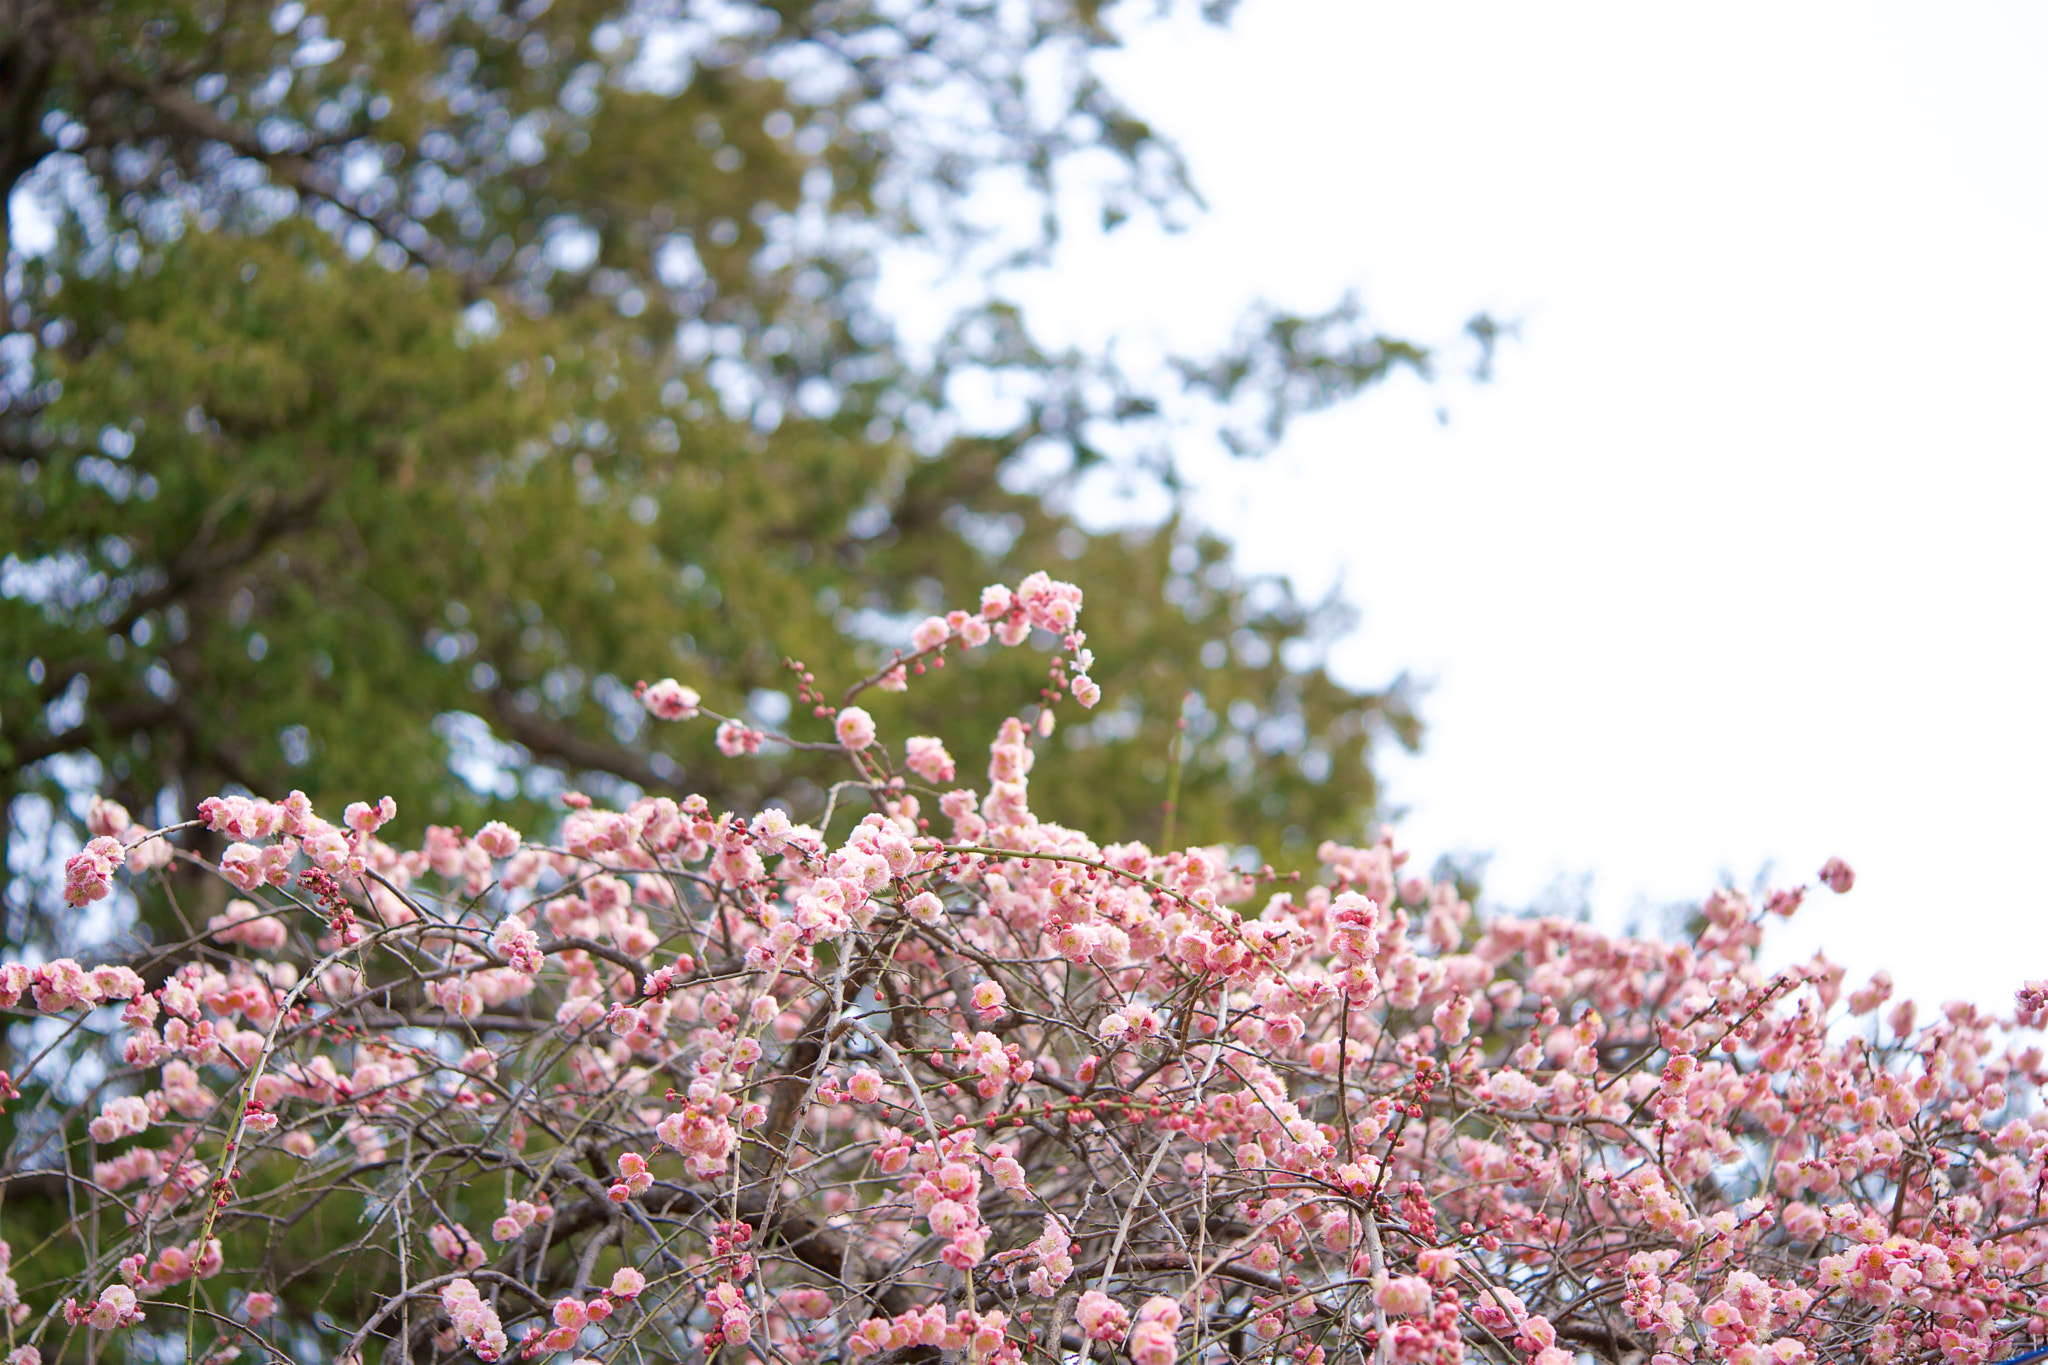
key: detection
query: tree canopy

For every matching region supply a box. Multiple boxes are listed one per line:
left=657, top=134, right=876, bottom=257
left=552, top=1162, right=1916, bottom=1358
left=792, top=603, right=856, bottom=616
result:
left=0, top=0, right=1442, bottom=957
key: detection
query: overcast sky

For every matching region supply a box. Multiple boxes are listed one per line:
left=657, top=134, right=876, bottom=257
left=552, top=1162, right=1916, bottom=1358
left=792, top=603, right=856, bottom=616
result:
left=961, top=3, right=2048, bottom=1008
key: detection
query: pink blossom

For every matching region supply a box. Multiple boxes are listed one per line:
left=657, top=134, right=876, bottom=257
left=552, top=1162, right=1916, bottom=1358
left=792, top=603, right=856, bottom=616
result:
left=491, top=1199, right=542, bottom=1242
left=642, top=678, right=701, bottom=721
left=474, top=820, right=521, bottom=858
left=89, top=1095, right=151, bottom=1144
left=488, top=916, right=543, bottom=974
left=209, top=898, right=289, bottom=952
left=198, top=794, right=284, bottom=840
left=612, top=1150, right=654, bottom=1198
left=969, top=979, right=1006, bottom=1020
left=63, top=837, right=124, bottom=906
left=1376, top=1275, right=1433, bottom=1316
left=30, top=959, right=99, bottom=1013
left=299, top=824, right=357, bottom=876
left=715, top=720, right=765, bottom=755
left=1819, top=856, right=1855, bottom=894
left=18, top=568, right=2048, bottom=1365
left=90, top=965, right=144, bottom=1001
left=220, top=842, right=276, bottom=892
left=86, top=796, right=131, bottom=837
left=835, top=706, right=877, bottom=751
left=910, top=615, right=950, bottom=652
left=905, top=736, right=955, bottom=784
left=428, top=1223, right=485, bottom=1270
left=1075, top=1291, right=1129, bottom=1341
left=440, top=1279, right=506, bottom=1361
left=1129, top=1317, right=1176, bottom=1365
left=1490, top=1069, right=1542, bottom=1109
left=1417, top=1247, right=1459, bottom=1282
left=343, top=795, right=397, bottom=834
left=64, top=1284, right=144, bottom=1330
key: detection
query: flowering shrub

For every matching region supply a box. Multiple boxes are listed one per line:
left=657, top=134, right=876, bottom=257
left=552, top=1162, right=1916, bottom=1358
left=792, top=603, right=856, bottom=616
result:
left=1, top=571, right=2044, bottom=1365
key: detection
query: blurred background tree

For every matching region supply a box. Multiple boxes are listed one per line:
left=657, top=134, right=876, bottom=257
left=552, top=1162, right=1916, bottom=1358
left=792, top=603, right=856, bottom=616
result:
left=0, top=0, right=1444, bottom=961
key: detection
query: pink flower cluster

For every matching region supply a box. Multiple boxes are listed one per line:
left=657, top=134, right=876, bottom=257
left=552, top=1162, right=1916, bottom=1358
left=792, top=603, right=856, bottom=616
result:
left=1075, top=1289, right=1130, bottom=1341
left=489, top=1197, right=552, bottom=1243
left=905, top=735, right=955, bottom=783
left=532, top=1271, right=643, bottom=1353
left=0, top=957, right=145, bottom=1013
left=118, top=1236, right=224, bottom=1293
left=889, top=1127, right=998, bottom=1269
left=846, top=1303, right=1016, bottom=1362
left=62, top=1284, right=142, bottom=1331
left=207, top=898, right=288, bottom=952
left=196, top=788, right=399, bottom=889
left=438, top=1279, right=506, bottom=1359
left=15, top=569, right=2047, bottom=1365
left=639, top=678, right=700, bottom=720
left=428, top=1223, right=486, bottom=1271
left=62, top=836, right=128, bottom=906
left=1126, top=1294, right=1182, bottom=1365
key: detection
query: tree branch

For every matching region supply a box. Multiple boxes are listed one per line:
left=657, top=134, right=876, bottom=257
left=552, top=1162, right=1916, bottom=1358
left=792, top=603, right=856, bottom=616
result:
left=487, top=688, right=689, bottom=797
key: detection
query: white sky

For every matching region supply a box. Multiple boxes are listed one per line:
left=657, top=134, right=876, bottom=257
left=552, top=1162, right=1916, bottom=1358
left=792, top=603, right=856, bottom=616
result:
left=979, top=3, right=2048, bottom=1009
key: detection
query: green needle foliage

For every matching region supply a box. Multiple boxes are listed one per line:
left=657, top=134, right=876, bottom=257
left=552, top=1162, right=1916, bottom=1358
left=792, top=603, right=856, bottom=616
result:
left=0, top=0, right=1435, bottom=961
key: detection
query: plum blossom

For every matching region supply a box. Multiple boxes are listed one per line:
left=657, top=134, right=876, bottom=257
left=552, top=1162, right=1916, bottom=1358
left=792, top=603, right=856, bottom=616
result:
left=343, top=796, right=397, bottom=834
left=440, top=1279, right=506, bottom=1360
left=1025, top=1218, right=1073, bottom=1296
left=209, top=898, right=289, bottom=952
left=429, top=1223, right=486, bottom=1271
left=29, top=958, right=99, bottom=1013
left=835, top=706, right=876, bottom=751
left=1376, top=1275, right=1433, bottom=1316
left=474, top=820, right=521, bottom=858
left=10, top=572, right=2019, bottom=1365
left=63, top=836, right=125, bottom=906
left=716, top=720, right=766, bottom=755
left=1075, top=1291, right=1129, bottom=1342
left=905, top=735, right=955, bottom=784
left=969, top=979, right=1006, bottom=1020
left=642, top=678, right=700, bottom=720
left=64, top=1284, right=144, bottom=1330
left=89, top=1095, right=151, bottom=1144
left=1129, top=1297, right=1182, bottom=1365
left=220, top=840, right=294, bottom=891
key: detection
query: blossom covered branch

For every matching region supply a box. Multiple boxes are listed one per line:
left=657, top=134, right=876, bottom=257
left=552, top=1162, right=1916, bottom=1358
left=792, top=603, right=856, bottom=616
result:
left=0, top=571, right=2043, bottom=1365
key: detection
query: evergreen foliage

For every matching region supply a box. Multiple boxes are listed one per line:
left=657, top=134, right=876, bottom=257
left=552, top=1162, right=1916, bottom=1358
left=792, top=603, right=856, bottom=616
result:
left=0, top=0, right=1431, bottom=956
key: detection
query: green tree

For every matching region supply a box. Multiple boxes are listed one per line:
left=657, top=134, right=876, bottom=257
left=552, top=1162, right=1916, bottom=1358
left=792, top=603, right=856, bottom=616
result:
left=0, top=0, right=1438, bottom=961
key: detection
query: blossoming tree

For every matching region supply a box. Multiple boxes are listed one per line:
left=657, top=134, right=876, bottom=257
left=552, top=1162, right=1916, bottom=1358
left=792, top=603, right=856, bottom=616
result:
left=1, top=572, right=2043, bottom=1365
